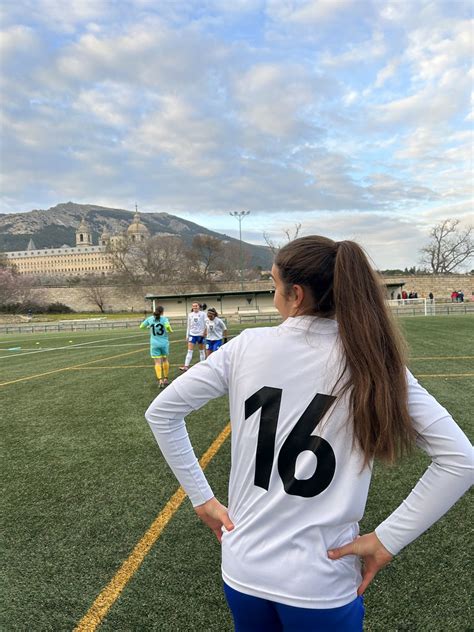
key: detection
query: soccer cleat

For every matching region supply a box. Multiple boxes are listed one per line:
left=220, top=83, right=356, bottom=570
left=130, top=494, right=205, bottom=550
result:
left=179, top=366, right=188, bottom=371
left=158, top=380, right=165, bottom=388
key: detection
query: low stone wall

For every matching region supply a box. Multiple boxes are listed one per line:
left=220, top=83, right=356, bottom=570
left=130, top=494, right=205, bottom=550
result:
left=27, top=274, right=473, bottom=313
left=382, top=274, right=472, bottom=300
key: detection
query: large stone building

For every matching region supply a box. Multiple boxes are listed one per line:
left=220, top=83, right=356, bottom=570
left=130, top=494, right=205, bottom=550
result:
left=4, top=212, right=149, bottom=277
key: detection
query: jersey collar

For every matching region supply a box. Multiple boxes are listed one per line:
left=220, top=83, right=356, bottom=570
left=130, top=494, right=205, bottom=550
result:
left=280, top=315, right=338, bottom=334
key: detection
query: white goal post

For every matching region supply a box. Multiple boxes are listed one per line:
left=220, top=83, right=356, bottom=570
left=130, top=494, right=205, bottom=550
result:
left=387, top=297, right=434, bottom=315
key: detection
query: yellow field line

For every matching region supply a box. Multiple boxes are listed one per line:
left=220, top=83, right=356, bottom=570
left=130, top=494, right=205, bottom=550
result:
left=74, top=422, right=231, bottom=632
left=0, top=348, right=147, bottom=387
left=69, top=365, right=191, bottom=370
left=70, top=366, right=152, bottom=370
left=416, top=373, right=474, bottom=378
left=410, top=356, right=474, bottom=360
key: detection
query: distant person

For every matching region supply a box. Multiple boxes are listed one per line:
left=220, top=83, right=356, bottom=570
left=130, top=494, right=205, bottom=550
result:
left=145, top=235, right=472, bottom=632
left=451, top=291, right=458, bottom=302
left=204, top=308, right=228, bottom=357
left=401, top=290, right=408, bottom=301
left=457, top=291, right=464, bottom=302
left=140, top=306, right=173, bottom=388
left=429, top=292, right=434, bottom=303
left=180, top=301, right=207, bottom=371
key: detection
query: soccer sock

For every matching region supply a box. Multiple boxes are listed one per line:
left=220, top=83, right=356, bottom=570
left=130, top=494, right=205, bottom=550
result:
left=155, top=362, right=163, bottom=379
left=185, top=350, right=193, bottom=366
left=199, top=349, right=206, bottom=362
left=163, top=358, right=169, bottom=377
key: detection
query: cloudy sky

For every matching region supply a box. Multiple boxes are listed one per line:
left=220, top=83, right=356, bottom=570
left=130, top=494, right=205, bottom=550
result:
left=0, top=0, right=472, bottom=268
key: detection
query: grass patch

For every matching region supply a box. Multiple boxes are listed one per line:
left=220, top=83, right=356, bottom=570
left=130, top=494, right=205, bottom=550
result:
left=1, top=316, right=472, bottom=631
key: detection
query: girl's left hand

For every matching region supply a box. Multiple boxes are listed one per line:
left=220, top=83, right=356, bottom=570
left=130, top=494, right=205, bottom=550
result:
left=194, top=497, right=234, bottom=543
left=327, top=532, right=393, bottom=595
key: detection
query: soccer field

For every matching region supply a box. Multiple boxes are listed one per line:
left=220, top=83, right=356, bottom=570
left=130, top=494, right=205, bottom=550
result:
left=1, top=316, right=473, bottom=631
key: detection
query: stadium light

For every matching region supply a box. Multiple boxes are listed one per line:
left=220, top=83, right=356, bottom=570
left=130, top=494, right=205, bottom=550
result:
left=229, top=210, right=250, bottom=290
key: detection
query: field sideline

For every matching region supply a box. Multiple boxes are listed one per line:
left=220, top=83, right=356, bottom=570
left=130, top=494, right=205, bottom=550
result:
left=1, top=316, right=473, bottom=631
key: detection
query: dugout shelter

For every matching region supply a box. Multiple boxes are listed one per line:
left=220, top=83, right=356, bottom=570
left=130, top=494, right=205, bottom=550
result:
left=145, top=289, right=275, bottom=318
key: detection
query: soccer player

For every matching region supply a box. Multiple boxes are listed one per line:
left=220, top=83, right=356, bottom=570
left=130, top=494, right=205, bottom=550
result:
left=140, top=306, right=173, bottom=388
left=145, top=236, right=472, bottom=631
left=180, top=301, right=206, bottom=371
left=203, top=307, right=228, bottom=357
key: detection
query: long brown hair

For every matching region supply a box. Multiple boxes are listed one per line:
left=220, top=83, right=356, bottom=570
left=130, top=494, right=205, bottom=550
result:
left=275, top=235, right=415, bottom=464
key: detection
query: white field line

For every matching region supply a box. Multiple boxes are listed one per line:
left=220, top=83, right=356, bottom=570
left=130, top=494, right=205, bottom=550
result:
left=0, top=327, right=188, bottom=348
left=0, top=333, right=146, bottom=360
left=0, top=329, right=139, bottom=351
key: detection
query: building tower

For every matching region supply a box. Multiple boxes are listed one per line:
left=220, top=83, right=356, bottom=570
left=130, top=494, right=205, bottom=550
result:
left=76, top=218, right=93, bottom=247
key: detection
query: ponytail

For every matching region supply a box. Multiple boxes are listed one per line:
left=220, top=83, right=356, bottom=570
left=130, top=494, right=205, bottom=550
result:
left=275, top=236, right=416, bottom=464
left=333, top=241, right=415, bottom=464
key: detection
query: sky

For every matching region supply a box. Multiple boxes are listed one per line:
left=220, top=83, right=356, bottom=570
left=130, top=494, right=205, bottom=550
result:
left=0, top=0, right=472, bottom=269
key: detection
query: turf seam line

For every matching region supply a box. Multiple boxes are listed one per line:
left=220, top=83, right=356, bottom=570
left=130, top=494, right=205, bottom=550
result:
left=73, top=422, right=231, bottom=632
left=0, top=348, right=147, bottom=387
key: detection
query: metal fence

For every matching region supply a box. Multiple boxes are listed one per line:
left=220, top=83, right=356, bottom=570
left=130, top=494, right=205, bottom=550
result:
left=0, top=303, right=472, bottom=335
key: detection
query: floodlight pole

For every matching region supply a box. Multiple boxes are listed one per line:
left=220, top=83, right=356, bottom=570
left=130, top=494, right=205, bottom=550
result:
left=229, top=210, right=250, bottom=290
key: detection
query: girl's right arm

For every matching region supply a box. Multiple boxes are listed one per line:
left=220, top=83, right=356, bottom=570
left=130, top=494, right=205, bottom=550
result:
left=145, top=343, right=233, bottom=506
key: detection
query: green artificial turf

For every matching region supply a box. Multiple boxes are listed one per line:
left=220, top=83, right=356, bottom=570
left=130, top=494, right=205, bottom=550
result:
left=1, top=316, right=472, bottom=631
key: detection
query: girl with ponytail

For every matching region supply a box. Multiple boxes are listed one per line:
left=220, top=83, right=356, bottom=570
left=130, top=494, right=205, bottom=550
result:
left=145, top=236, right=472, bottom=631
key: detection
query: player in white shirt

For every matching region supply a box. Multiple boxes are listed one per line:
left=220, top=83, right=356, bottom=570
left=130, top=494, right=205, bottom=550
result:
left=180, top=301, right=207, bottom=371
left=204, top=307, right=228, bottom=357
left=145, top=236, right=472, bottom=631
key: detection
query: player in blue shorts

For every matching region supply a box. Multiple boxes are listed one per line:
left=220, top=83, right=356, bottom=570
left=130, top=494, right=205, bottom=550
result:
left=204, top=307, right=228, bottom=357
left=140, top=306, right=173, bottom=387
left=180, top=301, right=207, bottom=371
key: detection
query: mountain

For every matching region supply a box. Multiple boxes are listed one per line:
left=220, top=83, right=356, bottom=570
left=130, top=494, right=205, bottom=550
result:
left=0, top=202, right=272, bottom=269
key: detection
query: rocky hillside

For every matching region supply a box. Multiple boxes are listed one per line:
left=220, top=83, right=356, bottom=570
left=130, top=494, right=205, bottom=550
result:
left=0, top=202, right=272, bottom=269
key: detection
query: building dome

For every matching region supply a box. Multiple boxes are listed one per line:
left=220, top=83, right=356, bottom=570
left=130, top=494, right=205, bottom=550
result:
left=127, top=211, right=149, bottom=241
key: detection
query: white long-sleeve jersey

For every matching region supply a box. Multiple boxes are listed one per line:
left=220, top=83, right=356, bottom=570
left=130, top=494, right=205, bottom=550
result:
left=145, top=316, right=473, bottom=609
left=205, top=317, right=226, bottom=341
left=186, top=311, right=206, bottom=337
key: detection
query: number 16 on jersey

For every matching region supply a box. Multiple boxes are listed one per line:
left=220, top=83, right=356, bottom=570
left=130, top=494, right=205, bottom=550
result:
left=245, top=387, right=337, bottom=499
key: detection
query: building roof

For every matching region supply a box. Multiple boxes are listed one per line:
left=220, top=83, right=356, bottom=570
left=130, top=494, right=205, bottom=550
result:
left=145, top=289, right=275, bottom=300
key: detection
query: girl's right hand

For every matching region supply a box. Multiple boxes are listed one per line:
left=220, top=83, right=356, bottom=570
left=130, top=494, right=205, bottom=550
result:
left=194, top=497, right=235, bottom=543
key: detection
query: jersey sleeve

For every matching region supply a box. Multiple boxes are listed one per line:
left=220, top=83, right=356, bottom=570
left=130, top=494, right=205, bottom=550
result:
left=140, top=317, right=151, bottom=329
left=374, top=370, right=473, bottom=555
left=165, top=319, right=173, bottom=333
left=144, top=338, right=236, bottom=506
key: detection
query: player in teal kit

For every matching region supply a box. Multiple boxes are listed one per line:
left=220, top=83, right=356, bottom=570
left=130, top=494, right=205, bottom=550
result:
left=140, top=306, right=173, bottom=387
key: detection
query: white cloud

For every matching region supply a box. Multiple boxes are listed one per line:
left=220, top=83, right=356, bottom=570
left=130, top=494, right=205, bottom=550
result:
left=0, top=1, right=471, bottom=270
left=266, top=0, right=356, bottom=25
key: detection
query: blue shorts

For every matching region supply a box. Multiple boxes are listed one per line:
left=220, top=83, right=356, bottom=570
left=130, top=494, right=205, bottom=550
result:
left=224, top=583, right=364, bottom=632
left=206, top=339, right=223, bottom=352
left=151, top=342, right=169, bottom=358
left=188, top=335, right=204, bottom=344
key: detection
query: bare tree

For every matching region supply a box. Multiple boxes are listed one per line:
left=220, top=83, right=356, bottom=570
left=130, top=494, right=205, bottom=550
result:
left=106, top=235, right=188, bottom=286
left=81, top=277, right=110, bottom=313
left=419, top=219, right=473, bottom=273
left=106, top=238, right=141, bottom=283
left=186, top=235, right=224, bottom=282
left=0, top=269, right=34, bottom=309
left=263, top=223, right=302, bottom=254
